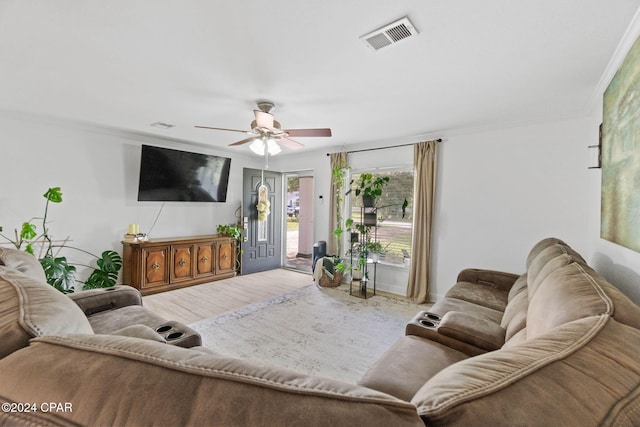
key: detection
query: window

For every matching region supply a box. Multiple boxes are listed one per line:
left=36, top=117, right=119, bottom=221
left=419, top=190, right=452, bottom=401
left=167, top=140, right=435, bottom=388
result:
left=348, top=168, right=414, bottom=264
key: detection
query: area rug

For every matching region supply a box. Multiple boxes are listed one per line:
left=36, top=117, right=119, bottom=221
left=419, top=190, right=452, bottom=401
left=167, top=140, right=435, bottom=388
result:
left=189, top=284, right=428, bottom=383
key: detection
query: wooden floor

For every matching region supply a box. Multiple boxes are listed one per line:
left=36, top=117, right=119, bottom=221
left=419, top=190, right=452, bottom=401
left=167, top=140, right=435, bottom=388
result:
left=142, top=268, right=313, bottom=324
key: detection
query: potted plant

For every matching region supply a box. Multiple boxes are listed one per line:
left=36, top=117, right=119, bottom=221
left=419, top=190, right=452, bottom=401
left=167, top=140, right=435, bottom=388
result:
left=216, top=223, right=243, bottom=241
left=348, top=173, right=390, bottom=207
left=366, top=241, right=384, bottom=263
left=0, top=187, right=122, bottom=293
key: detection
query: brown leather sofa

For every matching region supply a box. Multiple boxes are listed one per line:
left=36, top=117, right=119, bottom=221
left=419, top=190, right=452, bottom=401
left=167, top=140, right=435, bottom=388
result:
left=1, top=239, right=640, bottom=426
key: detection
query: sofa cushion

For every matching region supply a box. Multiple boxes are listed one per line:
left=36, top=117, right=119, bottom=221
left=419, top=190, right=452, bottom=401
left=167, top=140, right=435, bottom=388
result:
left=443, top=281, right=509, bottom=312
left=437, top=311, right=505, bottom=351
left=428, top=298, right=503, bottom=324
left=359, top=335, right=468, bottom=401
left=526, top=245, right=575, bottom=296
left=525, top=237, right=567, bottom=269
left=412, top=315, right=640, bottom=425
left=0, top=267, right=93, bottom=358
left=528, top=263, right=608, bottom=339
left=527, top=261, right=640, bottom=339
left=0, top=247, right=46, bottom=282
left=507, top=274, right=527, bottom=301
left=0, top=334, right=424, bottom=427
left=500, top=289, right=528, bottom=342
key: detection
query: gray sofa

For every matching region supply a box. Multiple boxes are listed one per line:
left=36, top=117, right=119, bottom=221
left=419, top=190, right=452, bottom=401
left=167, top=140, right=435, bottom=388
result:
left=1, top=239, right=640, bottom=426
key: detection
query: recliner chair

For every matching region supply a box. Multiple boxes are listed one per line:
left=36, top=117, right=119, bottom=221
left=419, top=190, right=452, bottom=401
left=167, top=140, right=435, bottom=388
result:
left=0, top=247, right=201, bottom=349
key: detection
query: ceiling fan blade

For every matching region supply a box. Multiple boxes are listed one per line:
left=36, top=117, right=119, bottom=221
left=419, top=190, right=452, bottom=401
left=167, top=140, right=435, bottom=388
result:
left=284, top=128, right=332, bottom=137
left=195, top=126, right=251, bottom=134
left=229, top=136, right=257, bottom=146
left=278, top=137, right=304, bottom=150
left=254, top=110, right=274, bottom=129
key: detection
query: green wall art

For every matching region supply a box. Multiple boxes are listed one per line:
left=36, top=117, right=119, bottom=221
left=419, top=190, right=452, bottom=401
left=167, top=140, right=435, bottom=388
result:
left=601, top=34, right=640, bottom=252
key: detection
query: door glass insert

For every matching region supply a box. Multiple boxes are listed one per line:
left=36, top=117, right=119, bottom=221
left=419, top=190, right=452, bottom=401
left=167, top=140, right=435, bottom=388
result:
left=285, top=173, right=314, bottom=272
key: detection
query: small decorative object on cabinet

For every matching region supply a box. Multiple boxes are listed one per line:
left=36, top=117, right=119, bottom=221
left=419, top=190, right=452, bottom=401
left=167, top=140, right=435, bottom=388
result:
left=122, top=234, right=236, bottom=295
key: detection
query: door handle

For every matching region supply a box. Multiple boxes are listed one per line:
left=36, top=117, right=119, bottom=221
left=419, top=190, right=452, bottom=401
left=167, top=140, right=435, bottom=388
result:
left=243, top=216, right=249, bottom=242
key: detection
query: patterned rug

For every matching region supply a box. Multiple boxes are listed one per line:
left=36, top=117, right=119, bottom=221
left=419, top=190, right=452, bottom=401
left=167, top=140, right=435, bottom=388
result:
left=190, top=284, right=428, bottom=383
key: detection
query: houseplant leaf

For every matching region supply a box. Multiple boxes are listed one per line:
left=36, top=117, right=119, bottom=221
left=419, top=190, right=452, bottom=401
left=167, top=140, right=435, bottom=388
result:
left=95, top=250, right=123, bottom=273
left=43, top=187, right=63, bottom=203
left=20, top=222, right=36, bottom=240
left=83, top=269, right=118, bottom=289
left=40, top=256, right=77, bottom=292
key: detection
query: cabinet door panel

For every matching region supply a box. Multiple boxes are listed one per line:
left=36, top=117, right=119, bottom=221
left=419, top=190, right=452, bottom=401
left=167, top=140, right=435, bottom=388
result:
left=171, top=245, right=193, bottom=282
left=196, top=244, right=215, bottom=277
left=142, top=247, right=169, bottom=289
left=216, top=240, right=235, bottom=275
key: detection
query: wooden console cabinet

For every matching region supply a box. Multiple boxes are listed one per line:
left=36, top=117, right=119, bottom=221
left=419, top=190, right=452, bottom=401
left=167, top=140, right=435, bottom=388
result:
left=122, top=235, right=237, bottom=295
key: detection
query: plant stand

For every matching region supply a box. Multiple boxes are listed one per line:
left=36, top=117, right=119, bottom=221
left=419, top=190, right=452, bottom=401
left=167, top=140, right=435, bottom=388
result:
left=349, top=205, right=378, bottom=299
left=349, top=260, right=377, bottom=299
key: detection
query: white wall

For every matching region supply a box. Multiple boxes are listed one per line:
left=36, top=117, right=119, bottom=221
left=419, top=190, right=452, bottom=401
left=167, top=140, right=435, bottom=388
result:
left=0, top=113, right=263, bottom=282
left=3, top=94, right=640, bottom=303
left=432, top=118, right=595, bottom=300
left=279, top=117, right=606, bottom=300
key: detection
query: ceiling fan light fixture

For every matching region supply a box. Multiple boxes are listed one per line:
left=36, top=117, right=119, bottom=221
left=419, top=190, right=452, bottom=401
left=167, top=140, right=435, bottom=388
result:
left=266, top=138, right=281, bottom=155
left=249, top=138, right=281, bottom=156
left=249, top=139, right=265, bottom=155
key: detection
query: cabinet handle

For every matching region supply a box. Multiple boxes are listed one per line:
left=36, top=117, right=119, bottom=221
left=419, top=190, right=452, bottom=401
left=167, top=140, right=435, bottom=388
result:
left=222, top=253, right=228, bottom=260
left=201, top=256, right=209, bottom=263
left=178, top=258, right=187, bottom=266
left=151, top=261, right=160, bottom=271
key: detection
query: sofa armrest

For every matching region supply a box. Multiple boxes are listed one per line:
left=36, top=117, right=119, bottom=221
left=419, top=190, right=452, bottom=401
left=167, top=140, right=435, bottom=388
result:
left=437, top=311, right=505, bottom=351
left=456, top=268, right=520, bottom=292
left=68, top=285, right=142, bottom=316
left=108, top=324, right=167, bottom=344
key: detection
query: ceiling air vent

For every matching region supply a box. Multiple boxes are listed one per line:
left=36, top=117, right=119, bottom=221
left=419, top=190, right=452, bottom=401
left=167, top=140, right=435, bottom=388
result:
left=360, top=17, right=418, bottom=52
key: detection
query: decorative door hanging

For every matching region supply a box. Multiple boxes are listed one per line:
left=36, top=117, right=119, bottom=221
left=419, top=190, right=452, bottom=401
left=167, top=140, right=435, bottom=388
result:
left=256, top=169, right=270, bottom=241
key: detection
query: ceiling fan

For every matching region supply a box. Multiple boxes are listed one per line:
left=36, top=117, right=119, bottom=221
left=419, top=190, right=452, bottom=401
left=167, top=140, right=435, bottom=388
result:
left=195, top=101, right=332, bottom=154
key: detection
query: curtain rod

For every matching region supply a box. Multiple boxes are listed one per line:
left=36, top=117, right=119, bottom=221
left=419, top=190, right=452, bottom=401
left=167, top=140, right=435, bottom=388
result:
left=326, top=138, right=442, bottom=156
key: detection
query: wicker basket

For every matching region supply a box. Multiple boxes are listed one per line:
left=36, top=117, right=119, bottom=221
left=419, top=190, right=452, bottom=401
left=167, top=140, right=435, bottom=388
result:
left=319, top=270, right=343, bottom=288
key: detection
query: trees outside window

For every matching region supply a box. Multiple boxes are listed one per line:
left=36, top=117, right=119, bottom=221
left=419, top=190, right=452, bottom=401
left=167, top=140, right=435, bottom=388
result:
left=349, top=169, right=413, bottom=265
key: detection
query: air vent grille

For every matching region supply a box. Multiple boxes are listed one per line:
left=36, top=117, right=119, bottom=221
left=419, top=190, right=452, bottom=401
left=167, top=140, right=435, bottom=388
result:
left=360, top=17, right=418, bottom=51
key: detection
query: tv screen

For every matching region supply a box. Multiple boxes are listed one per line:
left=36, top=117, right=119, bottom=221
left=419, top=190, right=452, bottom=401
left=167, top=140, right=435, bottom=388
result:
left=137, top=145, right=231, bottom=202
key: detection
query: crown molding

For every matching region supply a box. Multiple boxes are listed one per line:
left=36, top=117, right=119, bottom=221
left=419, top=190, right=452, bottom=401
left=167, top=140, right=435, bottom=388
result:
left=586, top=5, right=640, bottom=114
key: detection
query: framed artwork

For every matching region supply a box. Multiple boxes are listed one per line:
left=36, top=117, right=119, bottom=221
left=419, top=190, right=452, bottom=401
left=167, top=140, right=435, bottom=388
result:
left=601, top=34, right=640, bottom=252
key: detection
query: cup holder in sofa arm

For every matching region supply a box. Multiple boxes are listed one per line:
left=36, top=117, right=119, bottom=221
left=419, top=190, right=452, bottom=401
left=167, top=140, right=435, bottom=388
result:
left=153, top=322, right=201, bottom=348
left=414, top=312, right=441, bottom=328
left=166, top=332, right=185, bottom=341
left=406, top=311, right=488, bottom=356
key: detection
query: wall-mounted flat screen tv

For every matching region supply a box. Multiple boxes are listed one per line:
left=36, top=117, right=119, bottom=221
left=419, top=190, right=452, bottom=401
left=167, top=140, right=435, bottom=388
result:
left=137, top=145, right=231, bottom=202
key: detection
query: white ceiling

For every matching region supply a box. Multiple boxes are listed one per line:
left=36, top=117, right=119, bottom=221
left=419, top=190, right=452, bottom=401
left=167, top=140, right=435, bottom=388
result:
left=1, top=1, right=639, bottom=155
